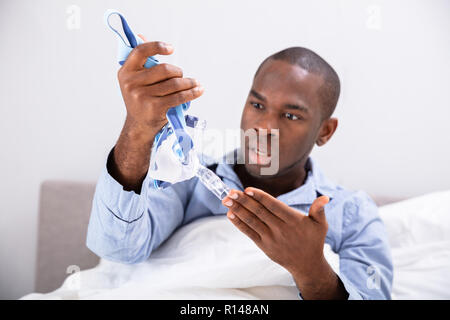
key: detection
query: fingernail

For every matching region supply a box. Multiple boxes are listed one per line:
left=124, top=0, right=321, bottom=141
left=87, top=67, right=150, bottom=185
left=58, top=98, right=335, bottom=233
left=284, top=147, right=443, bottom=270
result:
left=197, top=85, right=204, bottom=92
left=245, top=190, right=254, bottom=196
left=229, top=193, right=238, bottom=200
left=228, top=212, right=235, bottom=219
left=224, top=200, right=233, bottom=207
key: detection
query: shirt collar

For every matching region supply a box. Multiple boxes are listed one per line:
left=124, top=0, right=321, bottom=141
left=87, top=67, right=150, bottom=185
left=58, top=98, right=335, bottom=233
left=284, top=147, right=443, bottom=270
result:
left=213, top=149, right=336, bottom=206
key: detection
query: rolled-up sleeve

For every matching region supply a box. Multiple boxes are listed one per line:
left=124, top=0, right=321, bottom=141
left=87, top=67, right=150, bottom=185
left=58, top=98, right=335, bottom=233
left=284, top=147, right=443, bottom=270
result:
left=86, top=148, right=193, bottom=264
left=337, top=191, right=394, bottom=300
left=296, top=191, right=393, bottom=300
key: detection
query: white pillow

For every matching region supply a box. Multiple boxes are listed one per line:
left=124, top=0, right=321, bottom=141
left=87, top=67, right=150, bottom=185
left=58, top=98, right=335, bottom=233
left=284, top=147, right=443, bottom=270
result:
left=379, top=190, right=450, bottom=248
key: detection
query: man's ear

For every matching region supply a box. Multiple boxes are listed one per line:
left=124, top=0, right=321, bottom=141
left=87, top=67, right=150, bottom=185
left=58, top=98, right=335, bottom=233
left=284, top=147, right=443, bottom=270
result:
left=316, top=117, right=338, bottom=146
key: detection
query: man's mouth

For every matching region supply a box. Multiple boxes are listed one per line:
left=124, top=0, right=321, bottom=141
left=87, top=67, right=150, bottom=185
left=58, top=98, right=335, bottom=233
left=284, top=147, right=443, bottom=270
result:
left=248, top=147, right=271, bottom=165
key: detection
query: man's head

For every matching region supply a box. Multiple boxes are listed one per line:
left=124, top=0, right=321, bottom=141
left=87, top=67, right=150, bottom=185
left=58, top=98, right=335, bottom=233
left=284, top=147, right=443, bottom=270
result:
left=240, top=47, right=340, bottom=178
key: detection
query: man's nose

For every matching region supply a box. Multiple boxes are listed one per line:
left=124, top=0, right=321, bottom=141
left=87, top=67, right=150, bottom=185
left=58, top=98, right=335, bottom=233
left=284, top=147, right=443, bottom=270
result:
left=253, top=113, right=280, bottom=135
left=254, top=127, right=277, bottom=138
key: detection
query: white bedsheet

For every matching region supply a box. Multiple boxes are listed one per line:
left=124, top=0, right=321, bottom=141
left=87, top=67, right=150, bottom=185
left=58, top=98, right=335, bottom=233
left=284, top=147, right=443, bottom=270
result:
left=22, top=190, right=450, bottom=300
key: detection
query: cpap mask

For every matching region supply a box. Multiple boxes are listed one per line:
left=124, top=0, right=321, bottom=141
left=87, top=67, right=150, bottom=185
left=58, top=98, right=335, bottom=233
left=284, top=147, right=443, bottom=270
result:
left=104, top=10, right=230, bottom=200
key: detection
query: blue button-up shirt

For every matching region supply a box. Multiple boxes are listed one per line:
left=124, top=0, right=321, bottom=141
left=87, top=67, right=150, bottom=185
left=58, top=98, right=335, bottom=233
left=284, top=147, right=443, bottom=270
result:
left=86, top=148, right=393, bottom=300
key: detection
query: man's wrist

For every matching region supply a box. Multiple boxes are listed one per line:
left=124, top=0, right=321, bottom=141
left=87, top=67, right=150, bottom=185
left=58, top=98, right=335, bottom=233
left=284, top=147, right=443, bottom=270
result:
left=122, top=116, right=164, bottom=144
left=290, top=254, right=328, bottom=285
left=109, top=116, right=163, bottom=193
left=291, top=256, right=348, bottom=300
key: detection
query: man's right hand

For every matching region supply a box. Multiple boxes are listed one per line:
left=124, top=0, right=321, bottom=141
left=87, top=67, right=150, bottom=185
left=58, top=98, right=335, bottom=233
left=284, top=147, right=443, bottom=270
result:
left=118, top=40, right=204, bottom=134
left=110, top=39, right=204, bottom=192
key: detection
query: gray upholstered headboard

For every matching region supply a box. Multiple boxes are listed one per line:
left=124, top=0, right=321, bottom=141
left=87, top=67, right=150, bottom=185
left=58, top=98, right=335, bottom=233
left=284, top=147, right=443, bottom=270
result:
left=34, top=180, right=405, bottom=294
left=35, top=181, right=100, bottom=293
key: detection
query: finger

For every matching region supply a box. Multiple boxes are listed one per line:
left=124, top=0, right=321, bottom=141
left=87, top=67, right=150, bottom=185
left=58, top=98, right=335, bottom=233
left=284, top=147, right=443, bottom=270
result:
left=229, top=190, right=284, bottom=227
left=222, top=194, right=270, bottom=236
left=137, top=34, right=147, bottom=42
left=308, top=195, right=329, bottom=224
left=131, top=63, right=183, bottom=86
left=226, top=210, right=261, bottom=243
left=243, top=187, right=297, bottom=222
left=124, top=41, right=174, bottom=70
left=147, top=77, right=199, bottom=97
left=157, top=85, right=204, bottom=108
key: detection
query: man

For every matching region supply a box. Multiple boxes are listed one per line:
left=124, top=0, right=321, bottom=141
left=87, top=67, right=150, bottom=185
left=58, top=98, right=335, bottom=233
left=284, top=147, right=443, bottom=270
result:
left=86, top=40, right=393, bottom=300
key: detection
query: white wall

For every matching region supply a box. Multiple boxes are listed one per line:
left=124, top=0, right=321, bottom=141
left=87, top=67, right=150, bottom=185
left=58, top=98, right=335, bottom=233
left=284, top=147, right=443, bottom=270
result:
left=0, top=0, right=449, bottom=299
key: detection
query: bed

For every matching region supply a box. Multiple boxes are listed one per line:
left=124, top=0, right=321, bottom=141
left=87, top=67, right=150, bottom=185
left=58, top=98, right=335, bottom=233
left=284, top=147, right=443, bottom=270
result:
left=22, top=181, right=450, bottom=299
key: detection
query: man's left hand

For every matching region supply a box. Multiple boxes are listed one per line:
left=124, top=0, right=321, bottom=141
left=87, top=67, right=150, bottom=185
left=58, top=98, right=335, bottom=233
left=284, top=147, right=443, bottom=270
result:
left=222, top=187, right=332, bottom=286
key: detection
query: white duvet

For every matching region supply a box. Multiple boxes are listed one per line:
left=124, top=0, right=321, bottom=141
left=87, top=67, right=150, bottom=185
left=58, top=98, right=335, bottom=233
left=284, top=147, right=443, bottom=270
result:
left=22, top=190, right=450, bottom=300
left=378, top=190, right=450, bottom=299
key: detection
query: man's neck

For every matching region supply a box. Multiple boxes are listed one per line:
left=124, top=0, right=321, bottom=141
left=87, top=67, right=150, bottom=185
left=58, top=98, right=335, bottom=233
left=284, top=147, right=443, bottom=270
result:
left=234, top=161, right=308, bottom=198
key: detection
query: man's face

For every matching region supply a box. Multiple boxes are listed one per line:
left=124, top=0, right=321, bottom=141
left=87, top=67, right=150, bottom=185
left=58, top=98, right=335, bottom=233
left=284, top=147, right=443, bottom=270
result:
left=240, top=59, right=326, bottom=178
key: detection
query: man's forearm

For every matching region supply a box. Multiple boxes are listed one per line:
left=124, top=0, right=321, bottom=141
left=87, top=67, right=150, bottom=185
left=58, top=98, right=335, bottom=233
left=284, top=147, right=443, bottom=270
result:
left=292, top=257, right=349, bottom=300
left=109, top=116, right=164, bottom=193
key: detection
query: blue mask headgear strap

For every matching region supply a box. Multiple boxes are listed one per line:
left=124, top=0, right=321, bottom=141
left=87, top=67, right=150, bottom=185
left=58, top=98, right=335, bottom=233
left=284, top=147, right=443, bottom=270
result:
left=104, top=9, right=196, bottom=189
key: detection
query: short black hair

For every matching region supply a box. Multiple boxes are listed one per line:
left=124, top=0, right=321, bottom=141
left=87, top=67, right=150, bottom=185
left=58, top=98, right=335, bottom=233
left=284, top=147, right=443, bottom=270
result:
left=255, top=47, right=340, bottom=119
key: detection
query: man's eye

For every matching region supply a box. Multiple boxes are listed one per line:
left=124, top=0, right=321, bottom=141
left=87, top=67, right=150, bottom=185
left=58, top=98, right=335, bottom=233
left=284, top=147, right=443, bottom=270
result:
left=251, top=103, right=263, bottom=110
left=284, top=113, right=299, bottom=120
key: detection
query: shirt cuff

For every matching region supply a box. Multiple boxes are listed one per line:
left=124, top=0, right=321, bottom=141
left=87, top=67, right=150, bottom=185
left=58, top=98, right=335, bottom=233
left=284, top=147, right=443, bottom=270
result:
left=296, top=275, right=363, bottom=300
left=338, top=274, right=364, bottom=300
left=96, top=148, right=152, bottom=223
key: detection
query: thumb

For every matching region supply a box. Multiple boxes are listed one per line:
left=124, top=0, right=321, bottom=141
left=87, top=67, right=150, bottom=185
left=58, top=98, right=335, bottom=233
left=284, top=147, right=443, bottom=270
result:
left=308, top=195, right=329, bottom=223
